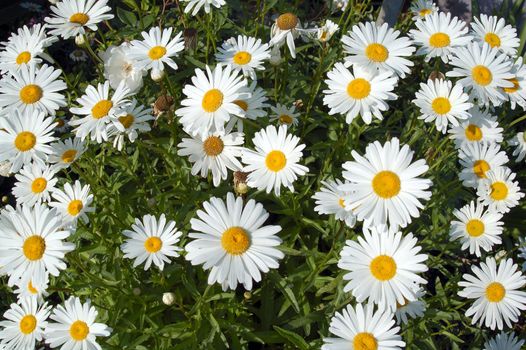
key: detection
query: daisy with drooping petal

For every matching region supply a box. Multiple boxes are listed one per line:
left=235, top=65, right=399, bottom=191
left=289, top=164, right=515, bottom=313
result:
left=45, top=0, right=114, bottom=39
left=0, top=110, right=56, bottom=173
left=322, top=302, right=405, bottom=350
left=176, top=64, right=248, bottom=136
left=317, top=19, right=339, bottom=43
left=338, top=225, right=428, bottom=311
left=342, top=21, right=415, bottom=78
left=0, top=297, right=51, bottom=350
left=339, top=137, right=432, bottom=228
left=45, top=297, right=111, bottom=350
left=410, top=12, right=472, bottom=63
left=185, top=192, right=284, bottom=291
left=0, top=24, right=52, bottom=73
left=394, top=288, right=426, bottom=325
left=0, top=64, right=66, bottom=116
left=471, top=14, right=520, bottom=57
left=458, top=257, right=526, bottom=330
left=226, top=81, right=269, bottom=131
left=477, top=167, right=524, bottom=213
left=484, top=332, right=525, bottom=350
left=216, top=35, right=270, bottom=80
left=446, top=43, right=513, bottom=106
left=312, top=179, right=357, bottom=228
left=48, top=137, right=86, bottom=169
left=323, top=62, right=397, bottom=124
left=49, top=180, right=94, bottom=226
left=449, top=201, right=503, bottom=257
left=13, top=275, right=49, bottom=301
left=410, top=0, right=438, bottom=21
left=100, top=43, right=144, bottom=94
left=509, top=131, right=526, bottom=162
left=270, top=13, right=304, bottom=59
left=449, top=107, right=503, bottom=149
left=107, top=100, right=153, bottom=151
left=504, top=57, right=526, bottom=109
left=458, top=142, right=508, bottom=188
left=241, top=125, right=309, bottom=196
left=121, top=214, right=182, bottom=271
left=269, top=103, right=300, bottom=127
left=182, top=0, right=226, bottom=16
left=413, top=79, right=472, bottom=133
left=12, top=164, right=57, bottom=206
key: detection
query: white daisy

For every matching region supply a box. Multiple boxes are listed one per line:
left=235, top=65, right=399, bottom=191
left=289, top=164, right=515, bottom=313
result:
left=108, top=99, right=153, bottom=151
left=449, top=107, right=503, bottom=149
left=121, top=214, right=182, bottom=271
left=176, top=64, right=247, bottom=136
left=45, top=0, right=114, bottom=39
left=477, top=167, right=524, bottom=213
left=182, top=0, right=226, bottom=16
left=7, top=23, right=57, bottom=50
left=269, top=13, right=304, bottom=59
left=504, top=57, right=526, bottom=109
left=484, top=332, right=525, bottom=350
left=342, top=21, right=415, bottom=78
left=49, top=180, right=94, bottom=226
left=69, top=49, right=88, bottom=62
left=13, top=276, right=49, bottom=301
left=518, top=237, right=526, bottom=272
left=471, top=14, right=520, bottom=57
left=312, top=179, right=357, bottom=228
left=216, top=35, right=270, bottom=80
left=317, top=19, right=339, bottom=43
left=413, top=79, right=472, bottom=133
left=48, top=137, right=86, bottom=169
left=12, top=164, right=58, bottom=206
left=0, top=110, right=56, bottom=173
left=269, top=103, right=300, bottom=126
left=409, top=0, right=438, bottom=21
left=45, top=297, right=111, bottom=350
left=323, top=62, right=397, bottom=124
left=458, top=142, right=508, bottom=188
left=446, top=42, right=513, bottom=106
left=509, top=131, right=526, bottom=162
left=458, top=257, right=526, bottom=330
left=225, top=81, right=269, bottom=132
left=185, top=192, right=284, bottom=290
left=339, top=137, right=432, bottom=228
left=449, top=201, right=503, bottom=257
left=100, top=43, right=144, bottom=94
left=394, top=288, right=426, bottom=325
left=0, top=64, right=66, bottom=116
left=177, top=129, right=244, bottom=186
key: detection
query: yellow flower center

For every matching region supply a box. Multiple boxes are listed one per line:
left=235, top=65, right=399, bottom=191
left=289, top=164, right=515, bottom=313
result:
left=16, top=51, right=32, bottom=65
left=69, top=320, right=89, bottom=341
left=372, top=171, right=401, bottom=199
left=484, top=33, right=501, bottom=48
left=490, top=181, right=508, bottom=200
left=265, top=150, right=287, bottom=172
left=144, top=237, right=163, bottom=253
left=353, top=332, right=378, bottom=350
left=14, top=131, right=36, bottom=152
left=203, top=136, right=224, bottom=156
left=233, top=100, right=248, bottom=111
left=347, top=78, right=371, bottom=99
left=338, top=198, right=345, bottom=208
left=419, top=8, right=432, bottom=17
left=31, top=177, right=47, bottom=193
left=485, top=282, right=505, bottom=302
left=91, top=99, right=113, bottom=119
left=429, top=32, right=450, bottom=48
left=365, top=43, right=389, bottom=63
left=431, top=97, right=452, bottom=115
left=67, top=199, right=84, bottom=216
left=69, top=13, right=90, bottom=25
left=370, top=255, right=397, bottom=281
left=279, top=114, right=293, bottom=124
left=466, top=219, right=485, bottom=237
left=118, top=114, right=135, bottom=129
left=464, top=124, right=483, bottom=141
left=503, top=78, right=520, bottom=93
left=472, top=65, right=493, bottom=86
left=276, top=13, right=298, bottom=30
left=202, top=89, right=224, bottom=113
left=221, top=226, right=250, bottom=255
left=62, top=149, right=78, bottom=163
left=19, top=84, right=43, bottom=104
left=148, top=46, right=167, bottom=60
left=472, top=160, right=490, bottom=178
left=23, top=235, right=46, bottom=261
left=233, top=51, right=252, bottom=65
left=19, top=315, right=37, bottom=335
left=28, top=281, right=38, bottom=294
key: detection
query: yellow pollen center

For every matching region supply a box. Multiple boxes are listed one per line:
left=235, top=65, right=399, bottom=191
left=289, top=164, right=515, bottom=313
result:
left=338, top=198, right=345, bottom=208
left=69, top=320, right=89, bottom=341
left=62, top=149, right=77, bottom=163
left=465, top=124, right=483, bottom=141
left=370, top=255, right=397, bottom=281
left=203, top=136, right=224, bottom=156
left=265, top=150, right=287, bottom=172
left=473, top=160, right=490, bottom=178
left=419, top=8, right=432, bottom=16
left=485, top=282, right=505, bottom=302
left=466, top=219, right=485, bottom=237
left=472, top=65, right=493, bottom=86
left=233, top=51, right=252, bottom=65
left=503, top=78, right=520, bottom=93
left=91, top=99, right=113, bottom=119
left=202, top=89, right=224, bottom=113
left=490, top=181, right=508, bottom=200
left=67, top=199, right=84, bottom=216
left=484, top=33, right=501, bottom=48
left=148, top=46, right=167, bottom=60
left=16, top=51, right=32, bottom=65
left=14, top=131, right=36, bottom=152
left=353, top=332, right=378, bottom=350
left=31, top=177, right=47, bottom=193
left=347, top=78, right=371, bottom=99
left=144, top=237, right=163, bottom=253
left=279, top=114, right=293, bottom=124
left=28, top=281, right=38, bottom=294
left=19, top=315, right=37, bottom=335
left=221, top=226, right=250, bottom=255
left=431, top=97, right=452, bottom=115
left=365, top=43, right=389, bottom=62
left=118, top=114, right=135, bottom=129
left=276, top=13, right=298, bottom=30
left=429, top=32, right=450, bottom=48
left=372, top=171, right=401, bottom=199
left=69, top=12, right=89, bottom=25
left=22, top=235, right=46, bottom=261
left=233, top=100, right=248, bottom=111
left=19, top=84, right=43, bottom=104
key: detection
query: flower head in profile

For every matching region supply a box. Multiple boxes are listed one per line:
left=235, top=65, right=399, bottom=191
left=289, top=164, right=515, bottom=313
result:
left=312, top=179, right=356, bottom=228
left=270, top=12, right=304, bottom=59
left=182, top=0, right=226, bottom=16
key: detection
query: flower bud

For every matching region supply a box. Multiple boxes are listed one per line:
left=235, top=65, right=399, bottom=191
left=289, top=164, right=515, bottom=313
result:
left=75, top=34, right=86, bottom=46
left=151, top=68, right=165, bottom=82
left=132, top=288, right=141, bottom=296
left=162, top=292, right=176, bottom=305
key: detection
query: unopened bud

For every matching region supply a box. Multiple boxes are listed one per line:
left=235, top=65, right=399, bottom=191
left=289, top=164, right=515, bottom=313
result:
left=234, top=171, right=249, bottom=195
left=132, top=287, right=141, bottom=296
left=495, top=250, right=507, bottom=261
left=153, top=95, right=174, bottom=116
left=75, top=34, right=86, bottom=46
left=151, top=68, right=165, bottom=82
left=428, top=71, right=445, bottom=81
left=243, top=291, right=252, bottom=300
left=1, top=196, right=8, bottom=204
left=162, top=292, right=176, bottom=305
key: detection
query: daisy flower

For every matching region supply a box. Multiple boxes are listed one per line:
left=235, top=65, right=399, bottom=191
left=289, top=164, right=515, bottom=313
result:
left=176, top=64, right=247, bottom=136
left=45, top=0, right=114, bottom=39
left=0, top=24, right=51, bottom=73
left=323, top=62, right=397, bottom=124
left=458, top=142, right=508, bottom=188
left=322, top=302, right=405, bottom=350
left=449, top=201, right=503, bottom=257
left=48, top=137, right=86, bottom=169
left=0, top=110, right=56, bottom=173
left=49, top=180, right=94, bottom=226
left=409, top=0, right=438, bottom=21
left=0, top=297, right=51, bottom=350
left=413, top=79, right=472, bottom=133
left=269, top=103, right=300, bottom=126
left=518, top=237, right=526, bottom=272
left=410, top=12, right=472, bottom=63
left=449, top=107, right=503, bottom=149
left=312, top=179, right=357, bottom=228
left=339, top=137, right=432, bottom=228
left=458, top=257, right=526, bottom=330
left=13, top=275, right=49, bottom=301
left=317, top=19, right=339, bottom=43
left=226, top=81, right=269, bottom=131
left=69, top=49, right=88, bottom=62
left=100, top=43, right=144, bottom=94
left=45, top=297, right=111, bottom=350
left=509, top=131, right=526, bottom=162
left=270, top=13, right=303, bottom=59
left=12, top=164, right=58, bottom=206
left=0, top=64, right=66, bottom=117
left=182, top=0, right=226, bottom=16
left=108, top=99, right=153, bottom=151
left=241, top=125, right=309, bottom=196
left=484, top=332, right=525, bottom=350
left=477, top=167, right=524, bottom=213
left=471, top=14, right=520, bottom=57
left=504, top=57, right=526, bottom=109
left=177, top=129, right=244, bottom=186
left=69, top=80, right=131, bottom=143
left=338, top=225, right=428, bottom=311
left=342, top=21, right=415, bottom=78
left=446, top=43, right=513, bottom=106
left=128, top=26, right=184, bottom=76
left=216, top=35, right=271, bottom=80
left=185, top=192, right=284, bottom=290
left=394, top=288, right=426, bottom=325
left=6, top=23, right=57, bottom=50
left=121, top=214, right=183, bottom=271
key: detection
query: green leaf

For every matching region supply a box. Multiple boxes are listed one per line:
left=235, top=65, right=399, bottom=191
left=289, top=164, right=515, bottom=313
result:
left=273, top=326, right=309, bottom=350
